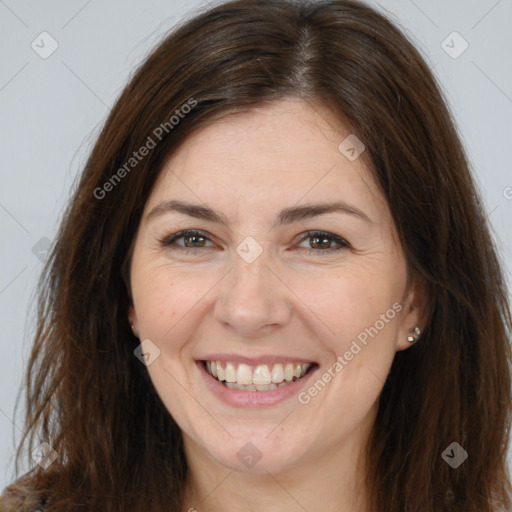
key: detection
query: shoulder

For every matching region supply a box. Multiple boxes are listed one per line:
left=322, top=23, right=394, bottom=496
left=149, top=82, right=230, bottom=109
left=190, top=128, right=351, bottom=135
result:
left=0, top=483, right=45, bottom=512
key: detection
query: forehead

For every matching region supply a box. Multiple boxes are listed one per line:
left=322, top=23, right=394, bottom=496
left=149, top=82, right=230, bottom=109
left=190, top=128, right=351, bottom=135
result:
left=145, top=98, right=388, bottom=221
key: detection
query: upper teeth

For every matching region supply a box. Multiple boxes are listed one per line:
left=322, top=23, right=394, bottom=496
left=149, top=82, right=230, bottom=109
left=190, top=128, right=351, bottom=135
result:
left=206, top=361, right=311, bottom=385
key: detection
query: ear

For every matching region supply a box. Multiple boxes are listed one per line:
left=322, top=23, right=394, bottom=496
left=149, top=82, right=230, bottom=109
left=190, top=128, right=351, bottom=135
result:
left=395, top=277, right=429, bottom=352
left=128, top=304, right=139, bottom=338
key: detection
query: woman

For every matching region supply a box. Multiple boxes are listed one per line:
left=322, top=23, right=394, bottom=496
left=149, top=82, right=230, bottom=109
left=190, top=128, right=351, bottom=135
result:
left=1, top=0, right=511, bottom=510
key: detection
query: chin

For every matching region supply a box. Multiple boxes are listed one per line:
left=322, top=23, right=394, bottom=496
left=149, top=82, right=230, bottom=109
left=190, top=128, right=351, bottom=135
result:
left=200, top=432, right=306, bottom=475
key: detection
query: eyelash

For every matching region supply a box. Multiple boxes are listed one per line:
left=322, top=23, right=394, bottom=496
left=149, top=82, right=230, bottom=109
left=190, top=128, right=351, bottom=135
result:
left=158, top=229, right=350, bottom=255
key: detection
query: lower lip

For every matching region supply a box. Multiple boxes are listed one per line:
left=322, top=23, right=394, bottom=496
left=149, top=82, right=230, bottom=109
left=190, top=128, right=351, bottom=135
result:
left=197, top=361, right=319, bottom=407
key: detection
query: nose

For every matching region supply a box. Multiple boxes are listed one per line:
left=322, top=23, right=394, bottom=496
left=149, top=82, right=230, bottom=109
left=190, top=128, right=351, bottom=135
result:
left=213, top=247, right=292, bottom=338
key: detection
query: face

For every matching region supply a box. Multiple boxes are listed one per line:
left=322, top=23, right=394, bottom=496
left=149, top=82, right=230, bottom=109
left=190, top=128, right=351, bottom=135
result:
left=128, top=98, right=423, bottom=475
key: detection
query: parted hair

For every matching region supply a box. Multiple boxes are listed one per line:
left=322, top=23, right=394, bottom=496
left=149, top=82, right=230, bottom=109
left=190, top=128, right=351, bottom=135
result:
left=1, top=0, right=511, bottom=510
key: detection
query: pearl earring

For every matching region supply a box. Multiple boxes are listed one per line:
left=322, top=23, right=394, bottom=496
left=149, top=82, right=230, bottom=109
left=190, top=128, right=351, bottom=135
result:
left=407, top=326, right=421, bottom=344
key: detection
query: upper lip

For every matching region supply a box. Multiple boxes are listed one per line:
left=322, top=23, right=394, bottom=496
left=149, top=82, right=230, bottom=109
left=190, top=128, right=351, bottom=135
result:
left=198, top=354, right=317, bottom=365
left=198, top=354, right=314, bottom=366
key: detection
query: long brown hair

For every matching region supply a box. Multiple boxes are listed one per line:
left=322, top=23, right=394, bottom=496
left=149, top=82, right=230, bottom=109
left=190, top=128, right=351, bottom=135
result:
left=2, top=0, right=511, bottom=510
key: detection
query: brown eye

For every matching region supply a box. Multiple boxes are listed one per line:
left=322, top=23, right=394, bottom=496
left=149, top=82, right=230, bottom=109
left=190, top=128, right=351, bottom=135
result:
left=159, top=230, right=214, bottom=250
left=296, top=231, right=350, bottom=254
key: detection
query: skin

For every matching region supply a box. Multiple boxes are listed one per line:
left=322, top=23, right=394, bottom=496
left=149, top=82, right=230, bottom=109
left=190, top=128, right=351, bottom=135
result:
left=128, top=98, right=426, bottom=512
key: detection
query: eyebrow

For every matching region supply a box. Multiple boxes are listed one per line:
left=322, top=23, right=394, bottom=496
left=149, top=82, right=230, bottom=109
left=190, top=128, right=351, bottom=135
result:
left=146, top=199, right=373, bottom=227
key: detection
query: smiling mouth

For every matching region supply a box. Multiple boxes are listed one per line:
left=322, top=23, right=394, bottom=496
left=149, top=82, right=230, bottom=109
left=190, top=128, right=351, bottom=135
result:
left=203, top=360, right=316, bottom=391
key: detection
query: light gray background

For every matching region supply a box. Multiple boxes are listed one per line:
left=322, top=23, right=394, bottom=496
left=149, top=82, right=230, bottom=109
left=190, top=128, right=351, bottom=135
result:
left=1, top=0, right=511, bottom=490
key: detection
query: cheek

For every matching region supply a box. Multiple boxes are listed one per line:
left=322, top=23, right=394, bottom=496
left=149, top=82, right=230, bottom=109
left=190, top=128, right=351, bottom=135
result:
left=131, top=260, right=195, bottom=330
left=297, top=264, right=402, bottom=341
left=288, top=269, right=403, bottom=440
left=130, top=265, right=205, bottom=425
left=130, top=262, right=222, bottom=361
left=295, top=263, right=404, bottom=411
left=132, top=275, right=177, bottom=336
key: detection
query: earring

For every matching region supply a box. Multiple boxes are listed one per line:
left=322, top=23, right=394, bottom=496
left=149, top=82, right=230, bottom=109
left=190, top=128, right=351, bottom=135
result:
left=406, top=326, right=421, bottom=344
